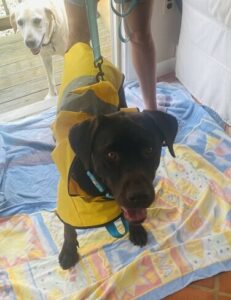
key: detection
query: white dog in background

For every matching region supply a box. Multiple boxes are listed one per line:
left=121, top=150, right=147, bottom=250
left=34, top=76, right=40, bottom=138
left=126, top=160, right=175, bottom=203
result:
left=10, top=0, right=69, bottom=101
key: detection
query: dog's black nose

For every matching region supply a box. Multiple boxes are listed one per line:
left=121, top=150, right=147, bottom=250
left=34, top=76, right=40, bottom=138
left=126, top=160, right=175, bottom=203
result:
left=25, top=39, right=36, bottom=48
left=126, top=190, right=153, bottom=207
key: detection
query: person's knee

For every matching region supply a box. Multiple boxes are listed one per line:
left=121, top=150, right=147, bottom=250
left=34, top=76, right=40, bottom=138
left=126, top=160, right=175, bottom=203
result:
left=65, top=1, right=90, bottom=46
left=129, top=29, right=154, bottom=49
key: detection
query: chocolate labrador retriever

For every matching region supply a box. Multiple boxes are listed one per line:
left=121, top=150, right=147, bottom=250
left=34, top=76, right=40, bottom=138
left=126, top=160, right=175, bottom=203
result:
left=58, top=109, right=178, bottom=269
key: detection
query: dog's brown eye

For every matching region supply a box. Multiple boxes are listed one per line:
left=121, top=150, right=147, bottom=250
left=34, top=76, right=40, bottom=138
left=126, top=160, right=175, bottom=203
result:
left=17, top=19, right=24, bottom=26
left=33, top=18, right=42, bottom=25
left=143, top=147, right=153, bottom=157
left=106, top=151, right=119, bottom=162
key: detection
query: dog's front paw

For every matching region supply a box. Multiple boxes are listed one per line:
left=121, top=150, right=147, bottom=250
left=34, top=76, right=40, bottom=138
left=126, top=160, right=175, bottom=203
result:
left=59, top=243, right=79, bottom=270
left=129, top=224, right=148, bottom=247
left=44, top=93, right=58, bottom=102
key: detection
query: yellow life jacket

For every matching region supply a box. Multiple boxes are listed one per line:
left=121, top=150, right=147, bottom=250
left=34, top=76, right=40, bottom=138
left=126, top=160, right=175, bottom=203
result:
left=52, top=43, right=125, bottom=229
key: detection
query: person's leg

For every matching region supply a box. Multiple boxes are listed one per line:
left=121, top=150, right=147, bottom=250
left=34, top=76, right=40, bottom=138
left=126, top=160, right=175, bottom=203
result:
left=64, top=0, right=91, bottom=50
left=124, top=0, right=157, bottom=110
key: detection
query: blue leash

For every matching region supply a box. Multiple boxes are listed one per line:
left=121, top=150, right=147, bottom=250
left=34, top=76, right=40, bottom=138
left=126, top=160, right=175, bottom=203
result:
left=84, top=2, right=131, bottom=238
left=111, top=0, right=137, bottom=43
left=87, top=170, right=129, bottom=238
left=85, top=0, right=104, bottom=81
left=106, top=215, right=129, bottom=238
left=111, top=0, right=137, bottom=18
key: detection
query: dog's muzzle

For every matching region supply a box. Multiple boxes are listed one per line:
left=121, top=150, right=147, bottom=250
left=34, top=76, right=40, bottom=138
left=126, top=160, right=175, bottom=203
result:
left=120, top=179, right=155, bottom=223
left=27, top=34, right=45, bottom=55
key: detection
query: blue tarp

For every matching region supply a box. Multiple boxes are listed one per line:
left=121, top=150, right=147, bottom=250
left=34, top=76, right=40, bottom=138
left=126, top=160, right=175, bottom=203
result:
left=0, top=82, right=227, bottom=217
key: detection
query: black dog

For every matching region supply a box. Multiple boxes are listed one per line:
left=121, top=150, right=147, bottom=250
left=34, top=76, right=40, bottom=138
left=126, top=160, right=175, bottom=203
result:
left=58, top=109, right=178, bottom=270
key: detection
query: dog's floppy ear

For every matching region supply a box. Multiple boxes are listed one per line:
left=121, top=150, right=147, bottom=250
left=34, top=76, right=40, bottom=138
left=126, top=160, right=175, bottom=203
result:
left=143, top=110, right=178, bottom=157
left=45, top=7, right=57, bottom=25
left=69, top=116, right=105, bottom=170
left=10, top=13, right=17, bottom=33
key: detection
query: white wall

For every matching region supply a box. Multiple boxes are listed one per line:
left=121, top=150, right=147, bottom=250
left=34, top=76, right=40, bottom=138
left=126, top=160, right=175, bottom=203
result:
left=120, top=0, right=182, bottom=81
left=154, top=0, right=181, bottom=63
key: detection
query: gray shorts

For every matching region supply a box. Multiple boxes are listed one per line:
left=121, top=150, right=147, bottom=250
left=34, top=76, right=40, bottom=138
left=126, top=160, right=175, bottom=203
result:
left=66, top=0, right=145, bottom=6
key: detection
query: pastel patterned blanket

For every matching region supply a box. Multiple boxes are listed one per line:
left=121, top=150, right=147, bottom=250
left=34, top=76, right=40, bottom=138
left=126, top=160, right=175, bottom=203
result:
left=1, top=83, right=231, bottom=299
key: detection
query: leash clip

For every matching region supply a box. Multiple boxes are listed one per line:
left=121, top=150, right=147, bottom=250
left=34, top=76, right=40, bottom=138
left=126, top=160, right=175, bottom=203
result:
left=95, top=57, right=105, bottom=82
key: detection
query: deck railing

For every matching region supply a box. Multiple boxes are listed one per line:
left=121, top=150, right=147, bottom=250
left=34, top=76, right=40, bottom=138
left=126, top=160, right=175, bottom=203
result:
left=0, top=0, right=11, bottom=31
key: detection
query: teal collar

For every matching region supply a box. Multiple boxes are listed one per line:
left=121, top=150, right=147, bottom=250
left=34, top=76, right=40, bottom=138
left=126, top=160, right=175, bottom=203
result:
left=86, top=170, right=113, bottom=199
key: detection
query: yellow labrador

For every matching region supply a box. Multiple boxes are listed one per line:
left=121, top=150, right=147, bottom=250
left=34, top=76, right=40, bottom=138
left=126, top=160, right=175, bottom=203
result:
left=10, top=0, right=69, bottom=101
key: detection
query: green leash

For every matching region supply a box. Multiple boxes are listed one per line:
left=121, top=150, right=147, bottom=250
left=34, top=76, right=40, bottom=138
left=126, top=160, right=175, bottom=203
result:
left=85, top=0, right=138, bottom=70
left=111, top=0, right=137, bottom=43
left=84, top=0, right=129, bottom=238
left=85, top=0, right=104, bottom=81
left=111, top=0, right=137, bottom=18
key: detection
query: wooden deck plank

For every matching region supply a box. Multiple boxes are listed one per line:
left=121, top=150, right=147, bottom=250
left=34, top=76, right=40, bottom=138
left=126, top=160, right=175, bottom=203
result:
left=0, top=61, right=63, bottom=90
left=0, top=70, right=62, bottom=104
left=0, top=33, right=22, bottom=46
left=0, top=88, right=60, bottom=115
left=0, top=16, right=11, bottom=32
left=0, top=37, right=46, bottom=65
left=0, top=50, right=62, bottom=75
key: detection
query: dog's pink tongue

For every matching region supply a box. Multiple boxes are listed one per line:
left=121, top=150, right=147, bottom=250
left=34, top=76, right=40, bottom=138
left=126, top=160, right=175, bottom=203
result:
left=122, top=208, right=147, bottom=222
left=31, top=48, right=40, bottom=55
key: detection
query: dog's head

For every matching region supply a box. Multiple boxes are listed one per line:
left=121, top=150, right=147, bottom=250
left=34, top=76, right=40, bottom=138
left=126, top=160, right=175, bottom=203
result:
left=10, top=0, right=56, bottom=55
left=69, top=111, right=178, bottom=224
